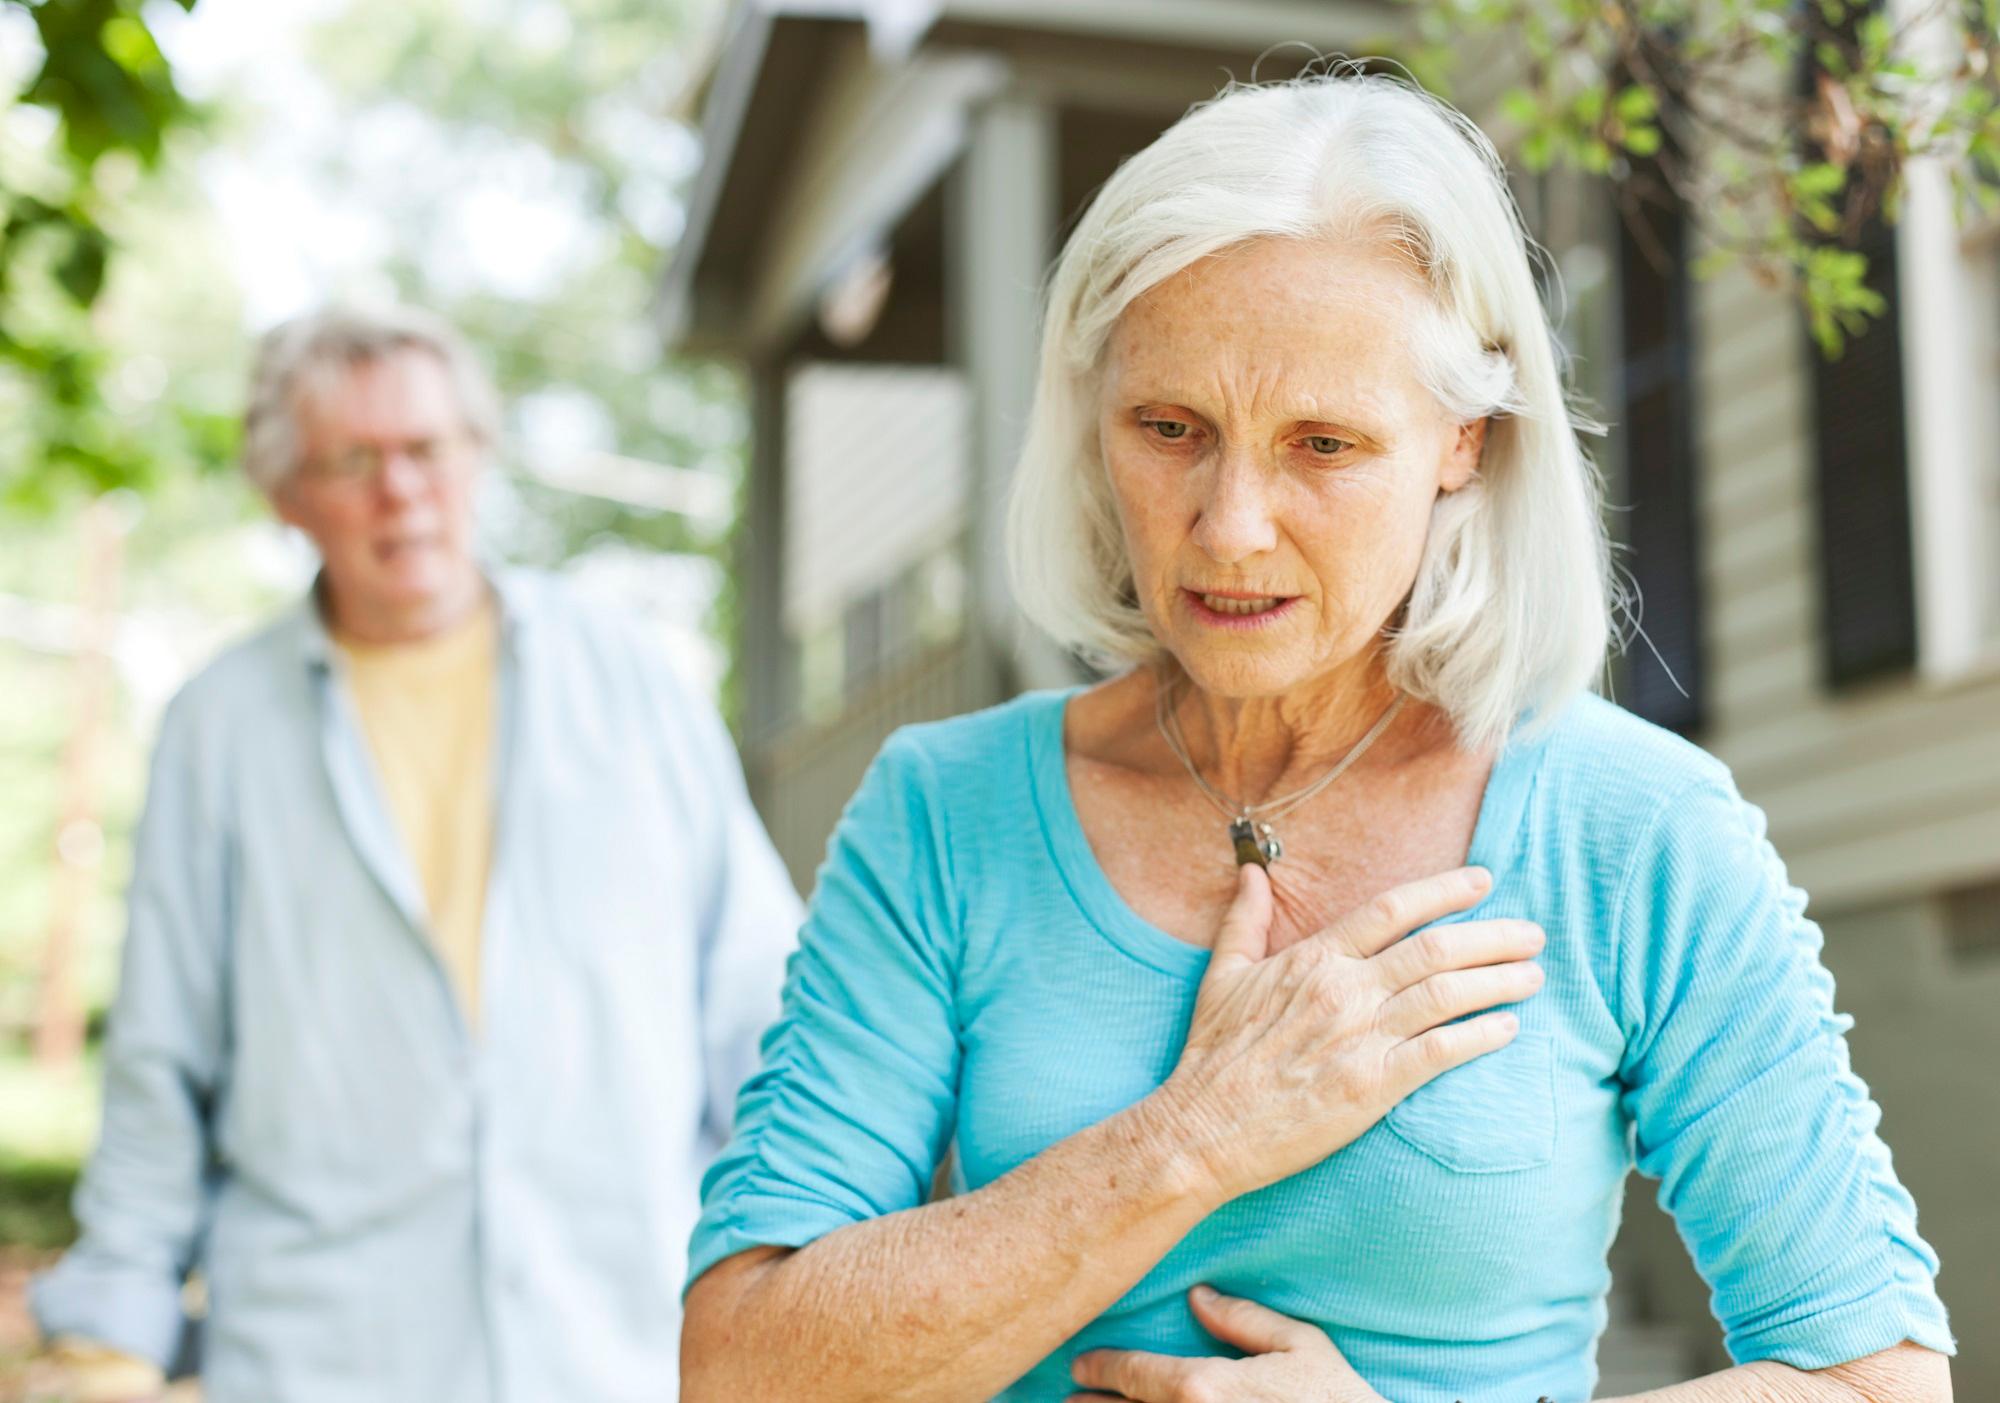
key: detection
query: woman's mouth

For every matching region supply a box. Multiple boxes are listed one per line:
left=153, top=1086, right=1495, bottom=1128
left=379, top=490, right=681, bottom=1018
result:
left=1183, top=588, right=1299, bottom=626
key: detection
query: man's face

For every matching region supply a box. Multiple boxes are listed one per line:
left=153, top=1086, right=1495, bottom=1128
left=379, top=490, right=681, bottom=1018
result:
left=272, top=348, right=485, bottom=638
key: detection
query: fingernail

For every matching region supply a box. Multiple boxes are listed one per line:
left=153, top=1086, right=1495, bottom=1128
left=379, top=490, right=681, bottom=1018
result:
left=1191, top=1284, right=1217, bottom=1302
left=1468, top=866, right=1492, bottom=889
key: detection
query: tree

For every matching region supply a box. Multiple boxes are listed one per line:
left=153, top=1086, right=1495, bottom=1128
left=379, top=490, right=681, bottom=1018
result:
left=1403, top=0, right=2000, bottom=352
left=0, top=0, right=238, bottom=507
left=290, top=0, right=744, bottom=700
left=299, top=0, right=738, bottom=555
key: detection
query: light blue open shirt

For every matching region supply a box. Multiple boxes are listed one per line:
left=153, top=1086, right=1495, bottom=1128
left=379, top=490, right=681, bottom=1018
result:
left=690, top=688, right=1956, bottom=1401
left=35, top=568, right=802, bottom=1403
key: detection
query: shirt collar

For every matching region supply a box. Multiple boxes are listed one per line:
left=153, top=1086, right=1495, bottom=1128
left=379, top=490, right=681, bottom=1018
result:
left=293, top=561, right=531, bottom=672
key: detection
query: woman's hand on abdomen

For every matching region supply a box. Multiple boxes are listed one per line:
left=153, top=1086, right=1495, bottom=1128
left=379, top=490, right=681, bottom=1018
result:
left=1067, top=1285, right=1388, bottom=1403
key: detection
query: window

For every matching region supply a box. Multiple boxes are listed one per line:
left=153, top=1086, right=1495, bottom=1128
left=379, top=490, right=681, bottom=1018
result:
left=1614, top=152, right=1707, bottom=733
left=1798, top=0, right=1921, bottom=687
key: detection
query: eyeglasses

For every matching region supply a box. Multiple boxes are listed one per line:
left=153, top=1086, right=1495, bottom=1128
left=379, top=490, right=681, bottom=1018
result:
left=299, top=433, right=473, bottom=487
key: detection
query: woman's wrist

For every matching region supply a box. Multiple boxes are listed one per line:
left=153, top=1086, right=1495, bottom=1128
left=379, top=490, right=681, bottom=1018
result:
left=1120, top=1081, right=1241, bottom=1213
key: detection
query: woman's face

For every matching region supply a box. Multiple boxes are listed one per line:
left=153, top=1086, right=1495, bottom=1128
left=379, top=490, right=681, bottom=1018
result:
left=1098, top=237, right=1487, bottom=701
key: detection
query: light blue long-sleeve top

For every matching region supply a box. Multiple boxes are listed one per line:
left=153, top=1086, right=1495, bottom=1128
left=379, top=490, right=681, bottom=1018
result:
left=689, top=687, right=1956, bottom=1402
left=34, top=567, right=803, bottom=1403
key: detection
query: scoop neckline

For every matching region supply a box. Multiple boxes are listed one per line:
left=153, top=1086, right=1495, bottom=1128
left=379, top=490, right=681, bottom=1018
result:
left=1024, top=684, right=1553, bottom=978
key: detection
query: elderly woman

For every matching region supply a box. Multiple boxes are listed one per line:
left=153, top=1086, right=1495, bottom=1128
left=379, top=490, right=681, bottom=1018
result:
left=681, top=74, right=1955, bottom=1403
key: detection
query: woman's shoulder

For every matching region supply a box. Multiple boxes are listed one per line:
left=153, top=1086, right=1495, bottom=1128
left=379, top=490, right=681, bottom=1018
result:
left=1526, top=695, right=1792, bottom=1014
left=824, top=689, right=1070, bottom=921
left=878, top=687, right=1070, bottom=787
left=1530, top=689, right=1738, bottom=826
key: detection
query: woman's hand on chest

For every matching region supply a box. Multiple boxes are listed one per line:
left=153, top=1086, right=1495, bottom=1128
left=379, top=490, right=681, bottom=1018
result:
left=1145, top=862, right=1548, bottom=1204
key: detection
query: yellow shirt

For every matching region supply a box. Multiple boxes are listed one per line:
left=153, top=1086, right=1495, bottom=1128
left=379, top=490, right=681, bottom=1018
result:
left=335, top=596, right=498, bottom=1030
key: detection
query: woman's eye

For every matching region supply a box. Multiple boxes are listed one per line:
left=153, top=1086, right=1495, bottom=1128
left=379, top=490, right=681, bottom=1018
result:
left=1303, top=434, right=1351, bottom=456
left=1136, top=415, right=1192, bottom=441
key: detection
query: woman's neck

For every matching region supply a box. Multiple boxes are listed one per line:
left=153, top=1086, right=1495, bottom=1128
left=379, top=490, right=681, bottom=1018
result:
left=1163, top=655, right=1416, bottom=805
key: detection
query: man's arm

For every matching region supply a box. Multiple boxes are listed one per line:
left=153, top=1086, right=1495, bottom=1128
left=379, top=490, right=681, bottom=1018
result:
left=649, top=657, right=802, bottom=1150
left=31, top=693, right=230, bottom=1369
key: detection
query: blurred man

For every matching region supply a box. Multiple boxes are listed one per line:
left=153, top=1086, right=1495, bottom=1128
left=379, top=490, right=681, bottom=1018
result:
left=31, top=305, right=802, bottom=1403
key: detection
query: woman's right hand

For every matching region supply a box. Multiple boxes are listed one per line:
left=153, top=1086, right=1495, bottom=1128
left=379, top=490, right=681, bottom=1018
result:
left=1151, top=863, right=1545, bottom=1203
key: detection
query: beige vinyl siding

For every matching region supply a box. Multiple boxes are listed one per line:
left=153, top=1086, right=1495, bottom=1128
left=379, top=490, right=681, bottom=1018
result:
left=1693, top=264, right=2000, bottom=912
left=782, top=363, right=971, bottom=632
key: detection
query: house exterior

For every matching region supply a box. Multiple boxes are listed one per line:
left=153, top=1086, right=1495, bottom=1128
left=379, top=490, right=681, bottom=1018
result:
left=660, top=1, right=2000, bottom=1391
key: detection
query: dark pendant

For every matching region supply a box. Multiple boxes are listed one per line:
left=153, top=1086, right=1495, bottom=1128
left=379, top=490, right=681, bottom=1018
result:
left=1229, top=819, right=1281, bottom=868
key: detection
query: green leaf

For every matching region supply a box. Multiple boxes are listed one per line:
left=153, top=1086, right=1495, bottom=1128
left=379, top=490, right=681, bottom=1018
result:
left=1614, top=83, right=1659, bottom=123
left=54, top=228, right=109, bottom=306
left=99, top=16, right=165, bottom=78
left=1500, top=87, right=1543, bottom=127
left=1794, top=162, right=1848, bottom=197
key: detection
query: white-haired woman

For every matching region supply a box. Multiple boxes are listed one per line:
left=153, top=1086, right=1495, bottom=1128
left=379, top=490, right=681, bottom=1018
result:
left=681, top=73, right=1955, bottom=1403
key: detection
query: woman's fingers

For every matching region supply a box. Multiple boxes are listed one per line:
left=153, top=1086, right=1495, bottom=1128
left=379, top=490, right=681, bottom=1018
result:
left=1186, top=1284, right=1328, bottom=1355
left=1384, top=1008, right=1520, bottom=1096
left=1316, top=866, right=1492, bottom=959
left=1204, top=862, right=1273, bottom=975
left=1071, top=1347, right=1199, bottom=1401
left=1375, top=960, right=1544, bottom=1040
left=1368, top=917, right=1544, bottom=992
left=1069, top=1292, right=1358, bottom=1403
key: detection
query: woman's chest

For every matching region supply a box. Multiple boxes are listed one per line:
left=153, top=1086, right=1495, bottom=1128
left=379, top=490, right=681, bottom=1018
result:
left=1068, top=758, right=1492, bottom=950
left=953, top=897, right=1631, bottom=1320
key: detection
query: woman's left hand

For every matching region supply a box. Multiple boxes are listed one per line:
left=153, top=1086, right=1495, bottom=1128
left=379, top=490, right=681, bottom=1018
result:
left=1067, top=1285, right=1387, bottom=1402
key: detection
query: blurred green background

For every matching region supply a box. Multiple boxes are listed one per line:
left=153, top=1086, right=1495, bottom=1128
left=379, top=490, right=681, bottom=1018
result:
left=0, top=1, right=737, bottom=1380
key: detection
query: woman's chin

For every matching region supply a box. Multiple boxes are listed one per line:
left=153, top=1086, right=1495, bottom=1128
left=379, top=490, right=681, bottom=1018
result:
left=1166, top=645, right=1320, bottom=700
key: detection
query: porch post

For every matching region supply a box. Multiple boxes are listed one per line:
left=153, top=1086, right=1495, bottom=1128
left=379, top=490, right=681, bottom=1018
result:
left=948, top=93, right=1080, bottom=694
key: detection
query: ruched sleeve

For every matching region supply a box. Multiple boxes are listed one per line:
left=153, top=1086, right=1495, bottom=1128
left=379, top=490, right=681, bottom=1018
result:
left=685, top=729, right=961, bottom=1291
left=1614, top=770, right=1956, bottom=1367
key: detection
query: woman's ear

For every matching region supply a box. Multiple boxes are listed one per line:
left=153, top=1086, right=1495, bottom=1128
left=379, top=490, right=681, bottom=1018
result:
left=1439, top=416, right=1489, bottom=494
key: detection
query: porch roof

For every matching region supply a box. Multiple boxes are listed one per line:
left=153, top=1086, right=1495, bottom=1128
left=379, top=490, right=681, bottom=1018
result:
left=657, top=0, right=1405, bottom=358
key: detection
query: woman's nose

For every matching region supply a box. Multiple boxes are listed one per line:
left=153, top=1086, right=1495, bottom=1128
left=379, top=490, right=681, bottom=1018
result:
left=1189, top=453, right=1279, bottom=564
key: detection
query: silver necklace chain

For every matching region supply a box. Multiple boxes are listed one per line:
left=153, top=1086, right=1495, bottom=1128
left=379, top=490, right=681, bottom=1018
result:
left=1153, top=672, right=1405, bottom=864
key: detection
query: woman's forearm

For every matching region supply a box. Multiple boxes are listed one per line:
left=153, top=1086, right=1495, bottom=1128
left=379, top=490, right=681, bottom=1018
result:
left=1603, top=1363, right=1857, bottom=1402
left=1602, top=1341, right=1951, bottom=1403
left=681, top=1090, right=1223, bottom=1403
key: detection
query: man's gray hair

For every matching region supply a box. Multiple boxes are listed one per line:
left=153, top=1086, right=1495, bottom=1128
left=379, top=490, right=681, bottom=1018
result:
left=241, top=303, right=504, bottom=490
left=1005, top=68, right=1614, bottom=752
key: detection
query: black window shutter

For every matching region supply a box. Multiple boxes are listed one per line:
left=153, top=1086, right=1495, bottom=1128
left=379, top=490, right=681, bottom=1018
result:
left=1617, top=162, right=1706, bottom=734
left=1800, top=6, right=1918, bottom=687
left=1803, top=217, right=1917, bottom=685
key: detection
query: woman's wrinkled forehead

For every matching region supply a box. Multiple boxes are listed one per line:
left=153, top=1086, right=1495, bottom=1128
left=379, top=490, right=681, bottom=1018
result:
left=1099, top=238, right=1438, bottom=414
